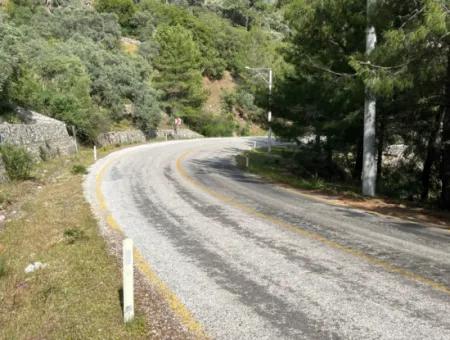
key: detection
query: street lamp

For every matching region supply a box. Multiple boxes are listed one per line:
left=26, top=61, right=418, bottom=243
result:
left=245, top=66, right=273, bottom=153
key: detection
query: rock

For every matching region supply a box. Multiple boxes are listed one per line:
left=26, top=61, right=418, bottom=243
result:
left=24, top=261, right=48, bottom=273
left=0, top=214, right=5, bottom=223
left=120, top=37, right=142, bottom=46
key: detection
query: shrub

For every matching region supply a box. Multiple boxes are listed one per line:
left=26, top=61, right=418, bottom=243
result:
left=71, top=164, right=88, bottom=175
left=95, top=0, right=136, bottom=27
left=196, top=114, right=236, bottom=137
left=0, top=191, right=12, bottom=209
left=0, top=256, right=6, bottom=278
left=0, top=144, right=34, bottom=180
left=63, top=228, right=87, bottom=244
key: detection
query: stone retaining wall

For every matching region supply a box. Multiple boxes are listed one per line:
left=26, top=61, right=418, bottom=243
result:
left=96, top=128, right=203, bottom=147
left=0, top=108, right=76, bottom=182
left=149, top=128, right=203, bottom=140
left=0, top=109, right=76, bottom=161
left=96, top=130, right=146, bottom=147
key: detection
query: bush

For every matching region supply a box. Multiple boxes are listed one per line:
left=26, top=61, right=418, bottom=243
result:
left=95, top=0, right=136, bottom=27
left=0, top=256, right=6, bottom=278
left=71, top=164, right=88, bottom=175
left=0, top=191, right=12, bottom=210
left=187, top=112, right=236, bottom=137
left=0, top=144, right=34, bottom=180
left=63, top=228, right=87, bottom=244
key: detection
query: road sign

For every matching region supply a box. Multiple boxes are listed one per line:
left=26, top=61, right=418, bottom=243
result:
left=175, top=117, right=182, bottom=126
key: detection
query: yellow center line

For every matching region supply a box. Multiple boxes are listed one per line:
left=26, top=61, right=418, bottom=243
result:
left=95, top=156, right=208, bottom=339
left=176, top=149, right=450, bottom=296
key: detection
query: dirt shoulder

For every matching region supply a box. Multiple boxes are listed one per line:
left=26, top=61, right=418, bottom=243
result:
left=284, top=186, right=450, bottom=230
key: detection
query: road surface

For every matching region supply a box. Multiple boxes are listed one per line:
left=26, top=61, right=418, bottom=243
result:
left=85, top=138, right=450, bottom=339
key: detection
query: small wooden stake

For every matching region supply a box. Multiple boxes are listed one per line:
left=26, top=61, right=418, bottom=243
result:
left=123, top=238, right=134, bottom=323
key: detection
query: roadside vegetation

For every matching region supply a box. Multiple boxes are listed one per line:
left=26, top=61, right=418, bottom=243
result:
left=241, top=146, right=450, bottom=228
left=0, top=147, right=149, bottom=338
left=0, top=144, right=34, bottom=180
left=272, top=1, right=450, bottom=208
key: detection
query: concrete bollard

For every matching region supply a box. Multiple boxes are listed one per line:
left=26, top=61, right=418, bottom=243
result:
left=123, top=238, right=134, bottom=323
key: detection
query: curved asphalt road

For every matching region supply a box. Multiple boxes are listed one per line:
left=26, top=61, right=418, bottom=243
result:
left=85, top=138, right=450, bottom=339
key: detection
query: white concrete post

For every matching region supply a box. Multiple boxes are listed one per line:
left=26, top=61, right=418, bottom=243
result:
left=93, top=145, right=97, bottom=161
left=123, top=238, right=134, bottom=323
left=245, top=156, right=249, bottom=168
left=253, top=141, right=257, bottom=150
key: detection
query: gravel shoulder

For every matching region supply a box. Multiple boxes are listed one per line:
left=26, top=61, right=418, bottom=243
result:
left=85, top=138, right=450, bottom=340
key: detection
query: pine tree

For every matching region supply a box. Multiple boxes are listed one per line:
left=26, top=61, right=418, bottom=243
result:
left=153, top=24, right=206, bottom=120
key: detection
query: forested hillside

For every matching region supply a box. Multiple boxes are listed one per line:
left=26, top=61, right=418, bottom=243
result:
left=0, top=0, right=286, bottom=139
left=1, top=0, right=449, bottom=208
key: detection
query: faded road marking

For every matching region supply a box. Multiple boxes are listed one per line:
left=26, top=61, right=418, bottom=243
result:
left=176, top=149, right=450, bottom=296
left=95, top=156, right=208, bottom=338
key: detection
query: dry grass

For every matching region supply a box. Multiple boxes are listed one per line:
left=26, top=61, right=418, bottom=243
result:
left=0, top=147, right=149, bottom=339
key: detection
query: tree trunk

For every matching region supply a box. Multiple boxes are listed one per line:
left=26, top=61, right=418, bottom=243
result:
left=362, top=0, right=378, bottom=196
left=440, top=49, right=450, bottom=209
left=421, top=110, right=444, bottom=201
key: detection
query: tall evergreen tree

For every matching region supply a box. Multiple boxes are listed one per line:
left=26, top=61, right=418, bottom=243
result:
left=153, top=24, right=206, bottom=120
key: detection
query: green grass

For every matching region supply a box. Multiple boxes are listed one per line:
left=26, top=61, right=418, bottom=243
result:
left=0, top=146, right=150, bottom=339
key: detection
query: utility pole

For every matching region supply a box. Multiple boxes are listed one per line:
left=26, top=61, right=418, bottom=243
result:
left=245, top=66, right=273, bottom=153
left=362, top=0, right=377, bottom=196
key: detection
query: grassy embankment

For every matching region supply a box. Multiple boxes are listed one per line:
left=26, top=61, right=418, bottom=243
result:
left=239, top=147, right=450, bottom=229
left=0, top=146, right=149, bottom=339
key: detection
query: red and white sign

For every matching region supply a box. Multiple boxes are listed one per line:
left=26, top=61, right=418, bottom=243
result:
left=175, top=117, right=182, bottom=126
